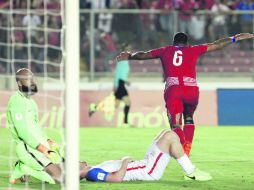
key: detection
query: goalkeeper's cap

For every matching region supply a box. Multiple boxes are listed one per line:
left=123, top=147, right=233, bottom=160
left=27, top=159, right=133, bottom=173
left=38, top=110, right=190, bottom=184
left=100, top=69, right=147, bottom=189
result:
left=173, top=32, right=188, bottom=45
left=16, top=68, right=33, bottom=82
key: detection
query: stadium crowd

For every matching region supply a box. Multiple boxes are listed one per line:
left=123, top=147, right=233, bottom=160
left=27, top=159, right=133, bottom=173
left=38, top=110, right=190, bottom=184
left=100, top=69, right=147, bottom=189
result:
left=0, top=0, right=253, bottom=73
left=0, top=0, right=62, bottom=73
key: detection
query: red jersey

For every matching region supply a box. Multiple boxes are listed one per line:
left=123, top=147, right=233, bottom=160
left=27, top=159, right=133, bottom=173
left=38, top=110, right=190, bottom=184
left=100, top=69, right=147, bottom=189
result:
left=150, top=45, right=208, bottom=88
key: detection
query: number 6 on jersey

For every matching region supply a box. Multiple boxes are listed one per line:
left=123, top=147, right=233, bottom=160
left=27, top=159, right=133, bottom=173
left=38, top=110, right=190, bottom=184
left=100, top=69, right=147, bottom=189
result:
left=173, top=50, right=183, bottom=66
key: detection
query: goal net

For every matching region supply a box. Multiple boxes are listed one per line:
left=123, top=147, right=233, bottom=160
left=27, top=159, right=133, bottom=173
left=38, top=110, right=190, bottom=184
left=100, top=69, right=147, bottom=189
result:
left=0, top=0, right=79, bottom=189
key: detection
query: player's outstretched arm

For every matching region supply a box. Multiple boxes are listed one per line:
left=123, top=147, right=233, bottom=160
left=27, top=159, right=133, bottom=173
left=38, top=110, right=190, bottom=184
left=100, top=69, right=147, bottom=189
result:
left=106, top=157, right=133, bottom=182
left=116, top=50, right=156, bottom=62
left=207, top=33, right=254, bottom=52
left=129, top=51, right=156, bottom=60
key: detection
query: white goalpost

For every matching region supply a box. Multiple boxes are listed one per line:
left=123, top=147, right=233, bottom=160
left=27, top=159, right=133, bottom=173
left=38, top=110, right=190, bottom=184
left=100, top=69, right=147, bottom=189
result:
left=65, top=0, right=80, bottom=189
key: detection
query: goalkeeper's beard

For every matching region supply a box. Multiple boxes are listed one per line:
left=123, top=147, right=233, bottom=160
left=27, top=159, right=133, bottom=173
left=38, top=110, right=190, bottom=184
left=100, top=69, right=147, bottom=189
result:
left=20, top=84, right=38, bottom=96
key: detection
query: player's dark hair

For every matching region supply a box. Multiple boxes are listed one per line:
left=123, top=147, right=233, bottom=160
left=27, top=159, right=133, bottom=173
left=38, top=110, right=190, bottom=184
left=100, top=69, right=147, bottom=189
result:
left=173, top=32, right=188, bottom=45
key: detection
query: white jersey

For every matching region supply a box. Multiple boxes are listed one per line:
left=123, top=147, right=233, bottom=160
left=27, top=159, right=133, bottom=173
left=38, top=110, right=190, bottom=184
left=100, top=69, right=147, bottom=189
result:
left=94, top=143, right=171, bottom=181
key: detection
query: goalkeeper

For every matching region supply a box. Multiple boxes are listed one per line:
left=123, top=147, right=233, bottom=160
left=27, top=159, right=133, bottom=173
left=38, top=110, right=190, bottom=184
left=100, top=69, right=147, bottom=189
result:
left=7, top=68, right=64, bottom=184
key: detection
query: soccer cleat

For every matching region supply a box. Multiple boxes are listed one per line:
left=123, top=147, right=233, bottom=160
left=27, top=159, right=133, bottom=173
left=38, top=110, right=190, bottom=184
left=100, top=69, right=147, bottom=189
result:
left=88, top=103, right=97, bottom=117
left=48, top=151, right=61, bottom=164
left=10, top=161, right=27, bottom=184
left=184, top=168, right=212, bottom=181
left=11, top=161, right=55, bottom=184
left=183, top=143, right=192, bottom=157
left=20, top=175, right=29, bottom=183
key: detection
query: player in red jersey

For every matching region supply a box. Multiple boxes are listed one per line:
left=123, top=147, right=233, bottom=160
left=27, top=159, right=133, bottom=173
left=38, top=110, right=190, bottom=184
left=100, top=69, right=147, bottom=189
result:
left=116, top=32, right=254, bottom=157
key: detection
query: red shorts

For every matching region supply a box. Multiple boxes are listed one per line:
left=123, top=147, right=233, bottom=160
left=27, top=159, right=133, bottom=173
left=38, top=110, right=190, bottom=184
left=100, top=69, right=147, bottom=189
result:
left=164, top=86, right=199, bottom=125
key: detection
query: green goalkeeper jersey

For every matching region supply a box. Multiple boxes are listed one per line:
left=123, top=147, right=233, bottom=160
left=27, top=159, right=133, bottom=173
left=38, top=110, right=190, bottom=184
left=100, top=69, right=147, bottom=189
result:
left=6, top=91, right=48, bottom=149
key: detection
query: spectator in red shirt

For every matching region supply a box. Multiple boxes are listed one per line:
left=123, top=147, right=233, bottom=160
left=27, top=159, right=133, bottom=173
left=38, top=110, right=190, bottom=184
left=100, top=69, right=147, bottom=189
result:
left=175, top=0, right=198, bottom=35
left=47, top=0, right=60, bottom=10
left=205, top=0, right=215, bottom=9
left=156, top=0, right=174, bottom=36
left=100, top=32, right=117, bottom=71
left=0, top=0, right=9, bottom=9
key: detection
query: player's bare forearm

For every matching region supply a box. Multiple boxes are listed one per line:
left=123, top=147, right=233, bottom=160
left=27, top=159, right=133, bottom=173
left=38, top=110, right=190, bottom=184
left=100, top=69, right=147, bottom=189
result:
left=106, top=161, right=128, bottom=182
left=37, top=143, right=50, bottom=156
left=129, top=51, right=154, bottom=60
left=207, top=33, right=254, bottom=52
left=106, top=157, right=133, bottom=182
left=207, top=37, right=232, bottom=52
left=37, top=143, right=61, bottom=164
left=213, top=37, right=231, bottom=48
left=116, top=51, right=155, bottom=62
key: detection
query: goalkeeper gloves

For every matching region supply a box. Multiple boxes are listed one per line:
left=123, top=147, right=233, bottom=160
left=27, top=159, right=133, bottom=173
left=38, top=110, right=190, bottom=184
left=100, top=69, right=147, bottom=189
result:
left=47, top=151, right=61, bottom=164
left=48, top=139, right=64, bottom=158
left=49, top=142, right=64, bottom=158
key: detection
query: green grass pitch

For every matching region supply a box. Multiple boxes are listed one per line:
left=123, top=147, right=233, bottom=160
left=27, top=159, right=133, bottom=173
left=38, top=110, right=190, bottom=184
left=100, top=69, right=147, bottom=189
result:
left=0, top=127, right=254, bottom=190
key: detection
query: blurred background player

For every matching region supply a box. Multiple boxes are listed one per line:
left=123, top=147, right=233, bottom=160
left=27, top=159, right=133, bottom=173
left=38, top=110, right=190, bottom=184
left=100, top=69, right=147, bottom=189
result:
left=89, top=43, right=132, bottom=127
left=116, top=32, right=254, bottom=157
left=80, top=129, right=212, bottom=182
left=7, top=68, right=88, bottom=184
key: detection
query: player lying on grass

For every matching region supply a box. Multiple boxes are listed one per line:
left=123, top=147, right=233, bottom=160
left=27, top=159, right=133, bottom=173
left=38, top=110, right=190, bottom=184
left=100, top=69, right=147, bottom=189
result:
left=89, top=43, right=132, bottom=127
left=116, top=33, right=254, bottom=157
left=7, top=68, right=87, bottom=184
left=80, top=129, right=212, bottom=182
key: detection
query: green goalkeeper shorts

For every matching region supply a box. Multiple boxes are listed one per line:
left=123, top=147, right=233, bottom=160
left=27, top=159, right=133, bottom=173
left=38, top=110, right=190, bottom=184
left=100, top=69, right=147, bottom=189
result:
left=16, top=142, right=52, bottom=171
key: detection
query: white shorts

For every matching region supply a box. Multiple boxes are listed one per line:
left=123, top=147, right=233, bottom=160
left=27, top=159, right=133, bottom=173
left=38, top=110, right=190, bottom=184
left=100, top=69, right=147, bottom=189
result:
left=123, top=143, right=171, bottom=181
left=144, top=143, right=171, bottom=180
